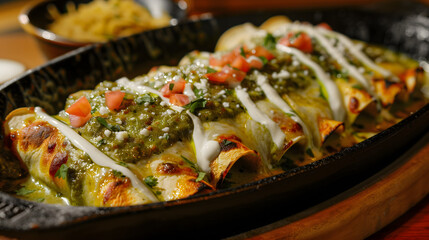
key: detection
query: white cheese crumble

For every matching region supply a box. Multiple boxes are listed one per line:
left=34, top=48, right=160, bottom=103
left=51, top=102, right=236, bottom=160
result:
left=115, top=118, right=122, bottom=125
left=272, top=69, right=291, bottom=79
left=104, top=129, right=112, bottom=137
left=139, top=128, right=150, bottom=136
left=99, top=106, right=110, bottom=115
left=162, top=127, right=170, bottom=132
left=95, top=136, right=103, bottom=142
left=115, top=131, right=128, bottom=141
left=160, top=101, right=167, bottom=106
left=222, top=102, right=230, bottom=108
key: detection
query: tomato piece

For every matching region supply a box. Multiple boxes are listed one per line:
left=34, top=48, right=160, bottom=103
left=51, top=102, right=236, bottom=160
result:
left=69, top=112, right=92, bottom=128
left=317, top=22, right=332, bottom=30
left=66, top=96, right=91, bottom=117
left=231, top=55, right=251, bottom=72
left=160, top=78, right=187, bottom=98
left=247, top=56, right=264, bottom=69
left=205, top=66, right=246, bottom=86
left=251, top=46, right=275, bottom=60
left=279, top=32, right=313, bottom=53
left=105, top=90, right=125, bottom=111
left=169, top=94, right=190, bottom=106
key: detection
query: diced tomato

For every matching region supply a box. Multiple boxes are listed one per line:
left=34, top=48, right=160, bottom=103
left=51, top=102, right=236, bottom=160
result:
left=279, top=32, right=313, bottom=53
left=231, top=55, right=251, bottom=72
left=66, top=96, right=91, bottom=117
left=105, top=90, right=125, bottom=111
left=160, top=78, right=186, bottom=98
left=205, top=66, right=246, bottom=87
left=169, top=94, right=190, bottom=106
left=317, top=22, right=332, bottom=30
left=247, top=57, right=264, bottom=69
left=251, top=46, right=275, bottom=60
left=69, top=112, right=92, bottom=128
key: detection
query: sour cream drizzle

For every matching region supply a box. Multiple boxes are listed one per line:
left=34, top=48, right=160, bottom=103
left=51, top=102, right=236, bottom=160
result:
left=286, top=24, right=372, bottom=90
left=276, top=44, right=345, bottom=121
left=235, top=86, right=286, bottom=148
left=34, top=107, right=159, bottom=203
left=317, top=27, right=395, bottom=80
left=255, top=73, right=313, bottom=147
left=187, top=112, right=221, bottom=172
left=116, top=77, right=184, bottom=112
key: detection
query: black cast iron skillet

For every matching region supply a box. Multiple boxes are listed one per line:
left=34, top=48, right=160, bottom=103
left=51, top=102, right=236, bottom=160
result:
left=1, top=1, right=429, bottom=239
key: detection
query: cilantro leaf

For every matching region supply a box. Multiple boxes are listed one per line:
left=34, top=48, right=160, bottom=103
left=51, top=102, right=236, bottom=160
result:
left=222, top=139, right=234, bottom=147
left=181, top=155, right=197, bottom=171
left=169, top=83, right=175, bottom=91
left=16, top=187, right=36, bottom=196
left=207, top=67, right=217, bottom=74
left=195, top=172, right=206, bottom=182
left=193, top=87, right=204, bottom=98
left=184, top=98, right=207, bottom=114
left=263, top=33, right=276, bottom=50
left=144, top=176, right=158, bottom=188
left=258, top=56, right=268, bottom=65
left=118, top=162, right=128, bottom=167
left=240, top=47, right=246, bottom=57
left=136, top=94, right=155, bottom=104
left=96, top=117, right=121, bottom=132
left=55, top=164, right=68, bottom=179
left=352, top=84, right=363, bottom=90
left=112, top=170, right=124, bottom=178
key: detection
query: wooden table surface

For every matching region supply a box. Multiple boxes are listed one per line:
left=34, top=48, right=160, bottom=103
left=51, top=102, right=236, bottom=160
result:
left=0, top=1, right=428, bottom=239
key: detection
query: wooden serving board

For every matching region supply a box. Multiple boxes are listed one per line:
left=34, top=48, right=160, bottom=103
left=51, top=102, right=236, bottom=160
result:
left=229, top=132, right=429, bottom=240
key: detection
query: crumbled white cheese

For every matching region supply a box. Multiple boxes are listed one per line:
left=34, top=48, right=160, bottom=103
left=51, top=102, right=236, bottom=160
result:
left=140, top=128, right=150, bottom=136
left=272, top=69, right=290, bottom=79
left=144, top=102, right=150, bottom=107
left=223, top=102, right=230, bottom=108
left=115, top=131, right=128, bottom=141
left=95, top=136, right=103, bottom=142
left=162, top=127, right=170, bottom=132
left=166, top=109, right=174, bottom=115
left=99, top=106, right=110, bottom=115
left=115, top=118, right=122, bottom=125
left=160, top=101, right=167, bottom=106
left=104, top=129, right=112, bottom=137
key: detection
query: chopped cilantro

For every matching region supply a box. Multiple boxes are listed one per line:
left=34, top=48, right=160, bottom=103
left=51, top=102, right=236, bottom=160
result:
left=181, top=155, right=197, bottom=170
left=96, top=117, right=121, bottom=132
left=169, top=83, right=175, bottom=91
left=184, top=98, right=207, bottom=114
left=240, top=47, right=246, bottom=57
left=352, top=84, right=363, bottom=90
left=55, top=164, right=68, bottom=179
left=97, top=139, right=106, bottom=147
left=263, top=33, right=276, bottom=50
left=112, top=170, right=124, bottom=178
left=36, top=198, right=45, bottom=203
left=16, top=187, right=36, bottom=196
left=222, top=139, right=234, bottom=147
left=164, top=133, right=170, bottom=140
left=118, top=161, right=128, bottom=167
left=207, top=67, right=217, bottom=73
left=195, top=172, right=206, bottom=182
left=136, top=94, right=155, bottom=104
left=193, top=87, right=204, bottom=98
left=258, top=56, right=268, bottom=65
left=285, top=112, right=295, bottom=117
left=144, top=176, right=158, bottom=188
left=319, top=86, right=328, bottom=101
left=91, top=108, right=98, bottom=114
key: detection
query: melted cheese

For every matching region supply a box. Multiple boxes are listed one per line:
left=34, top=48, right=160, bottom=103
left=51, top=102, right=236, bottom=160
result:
left=34, top=107, right=159, bottom=203
left=276, top=44, right=345, bottom=121
left=255, top=73, right=313, bottom=147
left=235, top=86, right=285, bottom=148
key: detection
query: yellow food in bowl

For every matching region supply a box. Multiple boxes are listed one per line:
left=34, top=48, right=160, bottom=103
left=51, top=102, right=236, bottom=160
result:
left=48, top=0, right=171, bottom=43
